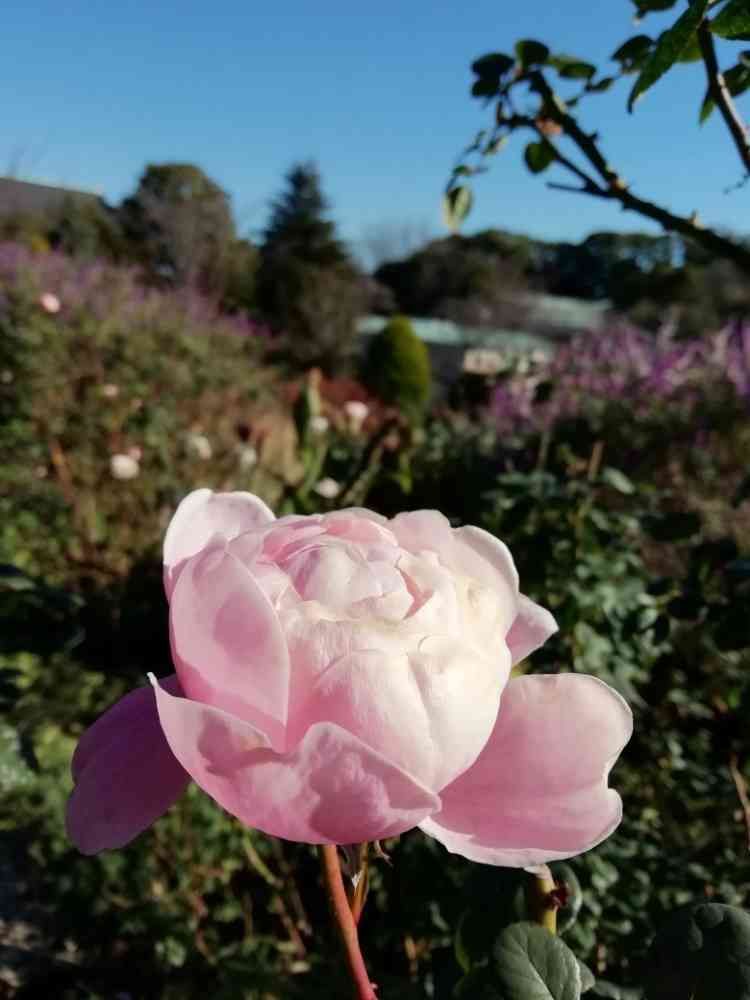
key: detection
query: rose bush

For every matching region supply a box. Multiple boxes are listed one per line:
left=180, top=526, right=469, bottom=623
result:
left=67, top=489, right=631, bottom=865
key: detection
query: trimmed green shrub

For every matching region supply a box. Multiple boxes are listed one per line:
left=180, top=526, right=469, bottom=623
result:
left=362, top=314, right=431, bottom=419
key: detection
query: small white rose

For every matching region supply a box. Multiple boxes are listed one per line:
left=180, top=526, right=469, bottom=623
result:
left=310, top=415, right=330, bottom=435
left=110, top=454, right=140, bottom=480
left=314, top=477, right=341, bottom=499
left=186, top=433, right=213, bottom=461
left=237, top=444, right=258, bottom=470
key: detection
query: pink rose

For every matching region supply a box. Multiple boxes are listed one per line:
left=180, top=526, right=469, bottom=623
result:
left=67, top=490, right=631, bottom=865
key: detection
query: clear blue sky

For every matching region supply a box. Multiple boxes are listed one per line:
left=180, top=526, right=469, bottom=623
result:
left=2, top=0, right=747, bottom=261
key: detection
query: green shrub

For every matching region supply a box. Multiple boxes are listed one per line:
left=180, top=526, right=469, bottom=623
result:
left=362, top=315, right=431, bottom=419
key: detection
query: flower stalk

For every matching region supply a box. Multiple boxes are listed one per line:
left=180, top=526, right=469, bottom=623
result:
left=526, top=868, right=559, bottom=934
left=319, top=844, right=377, bottom=999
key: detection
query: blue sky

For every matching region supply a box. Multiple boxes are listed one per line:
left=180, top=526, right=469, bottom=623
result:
left=2, top=0, right=747, bottom=260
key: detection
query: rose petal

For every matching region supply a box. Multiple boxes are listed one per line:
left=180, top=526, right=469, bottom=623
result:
left=452, top=524, right=520, bottom=597
left=390, top=509, right=454, bottom=560
left=164, top=489, right=275, bottom=598
left=391, top=513, right=518, bottom=633
left=170, top=544, right=290, bottom=749
left=280, top=605, right=422, bottom=718
left=322, top=510, right=395, bottom=544
left=66, top=675, right=190, bottom=855
left=506, top=595, right=559, bottom=665
left=152, top=678, right=440, bottom=843
left=292, top=638, right=506, bottom=790
left=419, top=673, right=632, bottom=867
left=279, top=540, right=399, bottom=610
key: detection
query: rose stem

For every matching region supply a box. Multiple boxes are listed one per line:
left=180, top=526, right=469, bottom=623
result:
left=526, top=869, right=558, bottom=934
left=319, top=844, right=378, bottom=999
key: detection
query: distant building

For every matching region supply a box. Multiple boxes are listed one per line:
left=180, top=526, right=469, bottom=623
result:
left=525, top=294, right=610, bottom=339
left=357, top=297, right=610, bottom=388
left=0, top=176, right=102, bottom=219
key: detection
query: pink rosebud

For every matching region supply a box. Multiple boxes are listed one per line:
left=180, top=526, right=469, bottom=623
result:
left=343, top=400, right=369, bottom=431
left=66, top=490, right=631, bottom=861
left=39, top=292, right=61, bottom=314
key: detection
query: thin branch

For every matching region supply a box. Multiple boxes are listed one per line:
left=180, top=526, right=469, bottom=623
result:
left=547, top=182, right=607, bottom=196
left=697, top=20, right=750, bottom=176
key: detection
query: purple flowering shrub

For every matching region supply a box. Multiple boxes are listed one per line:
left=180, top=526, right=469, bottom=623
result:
left=488, top=322, right=750, bottom=511
left=491, top=322, right=750, bottom=433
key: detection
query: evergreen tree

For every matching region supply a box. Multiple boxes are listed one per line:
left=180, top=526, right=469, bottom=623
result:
left=259, top=162, right=363, bottom=371
left=262, top=162, right=348, bottom=269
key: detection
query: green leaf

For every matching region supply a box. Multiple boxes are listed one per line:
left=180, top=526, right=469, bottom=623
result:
left=644, top=903, right=750, bottom=1000
left=611, top=35, right=654, bottom=72
left=587, top=76, right=617, bottom=93
left=633, top=0, right=678, bottom=13
left=675, top=30, right=703, bottom=62
left=0, top=723, right=35, bottom=793
left=472, top=52, right=516, bottom=77
left=560, top=62, right=597, bottom=79
left=712, top=0, right=750, bottom=41
left=601, top=467, right=635, bottom=494
left=589, top=983, right=643, bottom=1000
left=515, top=40, right=551, bottom=68
left=0, top=563, right=36, bottom=592
left=550, top=55, right=597, bottom=79
left=628, top=1, right=710, bottom=111
left=493, top=922, right=581, bottom=1000
left=699, top=63, right=750, bottom=122
left=472, top=76, right=500, bottom=98
left=577, top=962, right=596, bottom=994
left=524, top=140, right=556, bottom=174
left=442, top=185, right=473, bottom=231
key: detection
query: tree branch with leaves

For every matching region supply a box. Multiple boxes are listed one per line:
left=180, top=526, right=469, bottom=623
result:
left=447, top=0, right=750, bottom=273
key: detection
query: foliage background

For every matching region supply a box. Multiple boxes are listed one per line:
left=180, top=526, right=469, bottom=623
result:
left=0, top=234, right=749, bottom=999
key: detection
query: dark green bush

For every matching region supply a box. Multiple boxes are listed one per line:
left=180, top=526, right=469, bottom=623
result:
left=362, top=314, right=432, bottom=419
